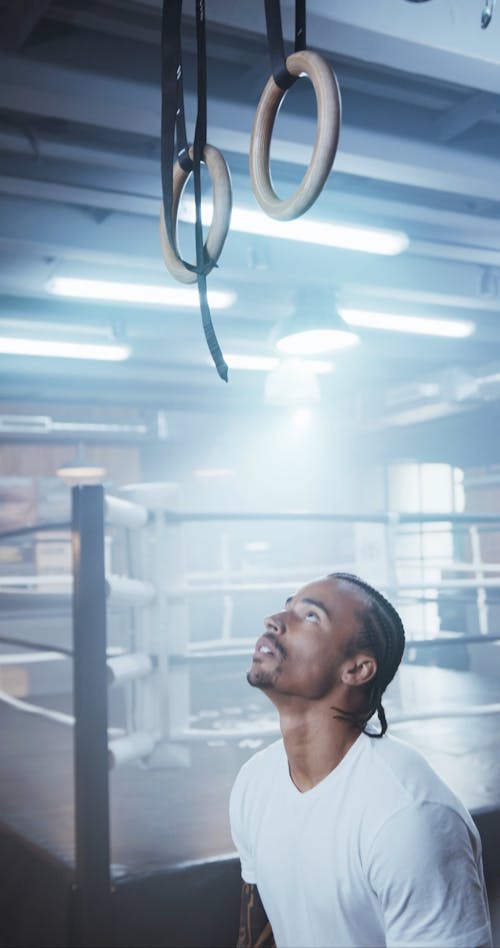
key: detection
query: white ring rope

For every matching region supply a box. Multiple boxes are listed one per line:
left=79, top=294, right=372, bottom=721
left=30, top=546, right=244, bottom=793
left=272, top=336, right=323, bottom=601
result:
left=0, top=688, right=77, bottom=726
left=0, top=651, right=66, bottom=665
left=249, top=50, right=341, bottom=221
left=173, top=702, right=500, bottom=744
left=164, top=575, right=500, bottom=598
left=391, top=704, right=500, bottom=724
left=0, top=688, right=124, bottom=734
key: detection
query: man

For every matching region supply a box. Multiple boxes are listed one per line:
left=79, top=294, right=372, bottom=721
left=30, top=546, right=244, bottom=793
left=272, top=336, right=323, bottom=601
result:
left=230, top=572, right=492, bottom=948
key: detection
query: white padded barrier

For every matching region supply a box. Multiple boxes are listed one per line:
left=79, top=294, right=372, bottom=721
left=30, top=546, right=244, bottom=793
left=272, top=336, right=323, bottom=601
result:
left=106, top=575, right=156, bottom=607
left=108, top=730, right=159, bottom=768
left=105, top=494, right=148, bottom=530
left=106, top=652, right=154, bottom=686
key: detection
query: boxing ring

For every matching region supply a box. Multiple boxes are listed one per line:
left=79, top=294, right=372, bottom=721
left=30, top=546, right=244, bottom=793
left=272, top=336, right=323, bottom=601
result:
left=1, top=484, right=500, bottom=947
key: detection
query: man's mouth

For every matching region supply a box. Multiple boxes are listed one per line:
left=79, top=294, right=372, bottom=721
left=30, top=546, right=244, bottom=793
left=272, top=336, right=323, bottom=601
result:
left=253, top=635, right=285, bottom=659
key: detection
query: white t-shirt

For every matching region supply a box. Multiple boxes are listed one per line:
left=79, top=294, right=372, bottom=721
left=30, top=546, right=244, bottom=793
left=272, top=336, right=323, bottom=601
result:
left=230, top=732, right=492, bottom=948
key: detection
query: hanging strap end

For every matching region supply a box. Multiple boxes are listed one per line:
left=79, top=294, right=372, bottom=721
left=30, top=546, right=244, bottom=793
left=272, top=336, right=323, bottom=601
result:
left=217, top=360, right=229, bottom=383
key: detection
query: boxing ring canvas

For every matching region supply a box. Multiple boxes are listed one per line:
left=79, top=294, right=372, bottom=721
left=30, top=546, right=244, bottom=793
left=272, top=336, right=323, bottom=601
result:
left=1, top=693, right=500, bottom=947
left=1, top=485, right=500, bottom=947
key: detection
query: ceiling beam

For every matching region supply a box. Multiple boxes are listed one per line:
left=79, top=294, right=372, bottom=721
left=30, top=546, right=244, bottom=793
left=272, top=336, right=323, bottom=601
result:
left=3, top=127, right=500, bottom=251
left=0, top=195, right=495, bottom=315
left=0, top=129, right=160, bottom=175
left=194, top=0, right=500, bottom=96
left=2, top=51, right=500, bottom=207
left=2, top=170, right=500, bottom=278
left=46, top=2, right=160, bottom=47
left=433, top=91, right=500, bottom=143
left=0, top=0, right=51, bottom=52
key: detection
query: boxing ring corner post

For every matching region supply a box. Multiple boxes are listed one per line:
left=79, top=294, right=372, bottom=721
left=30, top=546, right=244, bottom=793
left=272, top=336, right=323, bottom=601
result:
left=72, top=485, right=111, bottom=948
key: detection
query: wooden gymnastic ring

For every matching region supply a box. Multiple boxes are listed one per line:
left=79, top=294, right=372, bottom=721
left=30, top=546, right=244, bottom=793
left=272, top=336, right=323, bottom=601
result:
left=160, top=143, right=232, bottom=285
left=249, top=50, right=341, bottom=221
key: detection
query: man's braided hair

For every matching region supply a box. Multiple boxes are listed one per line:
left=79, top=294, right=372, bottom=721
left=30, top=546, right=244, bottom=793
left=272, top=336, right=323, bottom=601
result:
left=328, top=572, right=406, bottom=738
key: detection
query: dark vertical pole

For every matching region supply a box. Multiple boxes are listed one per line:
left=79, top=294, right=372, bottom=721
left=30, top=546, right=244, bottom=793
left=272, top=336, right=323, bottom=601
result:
left=72, top=485, right=111, bottom=947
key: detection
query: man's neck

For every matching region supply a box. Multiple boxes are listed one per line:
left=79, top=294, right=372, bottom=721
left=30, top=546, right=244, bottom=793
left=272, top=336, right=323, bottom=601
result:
left=277, top=700, right=361, bottom=793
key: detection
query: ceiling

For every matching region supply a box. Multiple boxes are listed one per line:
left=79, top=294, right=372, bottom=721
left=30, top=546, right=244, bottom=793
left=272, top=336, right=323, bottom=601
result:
left=2, top=0, right=500, bottom=448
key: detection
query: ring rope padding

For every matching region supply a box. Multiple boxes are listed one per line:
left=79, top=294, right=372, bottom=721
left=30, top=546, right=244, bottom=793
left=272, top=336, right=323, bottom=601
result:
left=249, top=49, right=341, bottom=221
left=160, top=143, right=232, bottom=285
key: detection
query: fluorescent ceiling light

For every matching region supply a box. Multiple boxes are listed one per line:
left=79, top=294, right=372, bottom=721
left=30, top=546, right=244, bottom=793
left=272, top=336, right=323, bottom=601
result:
left=225, top=354, right=277, bottom=371
left=340, top=308, right=475, bottom=338
left=180, top=201, right=408, bottom=256
left=47, top=277, right=235, bottom=309
left=0, top=337, right=130, bottom=361
left=225, top=353, right=333, bottom=373
left=276, top=329, right=359, bottom=356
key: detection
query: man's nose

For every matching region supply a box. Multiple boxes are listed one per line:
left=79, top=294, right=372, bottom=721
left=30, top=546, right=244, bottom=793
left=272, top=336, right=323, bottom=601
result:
left=264, top=612, right=286, bottom=635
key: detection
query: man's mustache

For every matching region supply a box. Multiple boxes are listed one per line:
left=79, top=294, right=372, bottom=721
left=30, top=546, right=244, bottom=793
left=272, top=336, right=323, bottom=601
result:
left=265, top=632, right=286, bottom=659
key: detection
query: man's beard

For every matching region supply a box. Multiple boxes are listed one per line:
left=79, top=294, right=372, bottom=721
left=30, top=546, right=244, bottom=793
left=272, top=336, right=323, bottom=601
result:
left=246, top=634, right=285, bottom=690
left=246, top=664, right=280, bottom=689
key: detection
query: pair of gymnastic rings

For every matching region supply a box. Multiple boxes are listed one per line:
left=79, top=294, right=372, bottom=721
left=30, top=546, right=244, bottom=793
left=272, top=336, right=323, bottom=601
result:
left=159, top=1, right=341, bottom=287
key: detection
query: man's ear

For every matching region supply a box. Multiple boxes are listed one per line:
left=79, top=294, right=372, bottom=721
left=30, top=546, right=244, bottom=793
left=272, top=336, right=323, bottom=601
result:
left=340, top=653, right=377, bottom=687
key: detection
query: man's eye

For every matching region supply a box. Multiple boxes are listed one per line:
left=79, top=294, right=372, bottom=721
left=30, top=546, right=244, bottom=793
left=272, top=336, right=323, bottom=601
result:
left=305, top=612, right=319, bottom=623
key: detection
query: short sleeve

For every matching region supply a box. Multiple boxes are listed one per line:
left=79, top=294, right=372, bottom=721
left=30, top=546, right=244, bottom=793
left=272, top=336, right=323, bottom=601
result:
left=367, top=802, right=492, bottom=948
left=229, top=766, right=257, bottom=884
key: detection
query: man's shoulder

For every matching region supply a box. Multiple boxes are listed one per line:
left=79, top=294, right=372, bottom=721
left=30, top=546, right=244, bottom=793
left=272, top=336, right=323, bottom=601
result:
left=352, top=732, right=480, bottom=862
left=230, top=738, right=284, bottom=821
left=363, top=731, right=469, bottom=815
left=235, top=737, right=284, bottom=782
left=367, top=730, right=437, bottom=782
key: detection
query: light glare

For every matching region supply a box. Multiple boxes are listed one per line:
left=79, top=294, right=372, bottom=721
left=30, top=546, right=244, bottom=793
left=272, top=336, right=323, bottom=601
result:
left=181, top=201, right=408, bottom=256
left=244, top=541, right=270, bottom=553
left=277, top=329, right=360, bottom=356
left=226, top=354, right=278, bottom=371
left=193, top=467, right=235, bottom=479
left=291, top=408, right=312, bottom=428
left=0, top=337, right=130, bottom=361
left=265, top=358, right=321, bottom=406
left=47, top=277, right=235, bottom=309
left=57, top=463, right=107, bottom=485
left=340, top=308, right=475, bottom=338
left=225, top=353, right=333, bottom=373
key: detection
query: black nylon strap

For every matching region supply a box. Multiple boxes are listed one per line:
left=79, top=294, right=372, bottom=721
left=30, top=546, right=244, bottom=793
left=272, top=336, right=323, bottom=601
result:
left=264, top=0, right=307, bottom=90
left=193, top=0, right=228, bottom=381
left=160, top=0, right=228, bottom=382
left=295, top=0, right=306, bottom=50
left=161, top=0, right=196, bottom=270
left=176, top=64, right=193, bottom=173
left=160, top=0, right=182, bottom=252
left=193, top=0, right=207, bottom=157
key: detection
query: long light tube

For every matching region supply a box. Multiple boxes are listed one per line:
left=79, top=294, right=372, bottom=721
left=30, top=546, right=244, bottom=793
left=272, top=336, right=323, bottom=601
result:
left=276, top=329, right=359, bottom=356
left=47, top=277, right=235, bottom=309
left=340, top=308, right=475, bottom=338
left=225, top=353, right=333, bottom=373
left=0, top=337, right=131, bottom=360
left=180, top=201, right=408, bottom=256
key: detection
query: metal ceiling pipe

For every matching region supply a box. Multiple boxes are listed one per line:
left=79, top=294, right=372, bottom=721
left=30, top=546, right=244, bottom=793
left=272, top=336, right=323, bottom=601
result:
left=0, top=414, right=150, bottom=439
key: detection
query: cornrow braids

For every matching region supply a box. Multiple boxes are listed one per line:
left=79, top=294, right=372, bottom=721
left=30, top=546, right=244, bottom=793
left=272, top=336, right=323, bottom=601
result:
left=328, top=572, right=406, bottom=739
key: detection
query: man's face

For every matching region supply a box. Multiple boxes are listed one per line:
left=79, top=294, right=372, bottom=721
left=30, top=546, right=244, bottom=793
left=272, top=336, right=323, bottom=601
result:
left=248, top=576, right=364, bottom=701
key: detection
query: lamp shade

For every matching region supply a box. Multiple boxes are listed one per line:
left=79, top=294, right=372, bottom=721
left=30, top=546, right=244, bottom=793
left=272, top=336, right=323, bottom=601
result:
left=274, top=290, right=359, bottom=356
